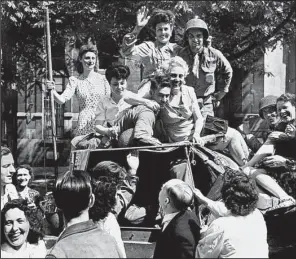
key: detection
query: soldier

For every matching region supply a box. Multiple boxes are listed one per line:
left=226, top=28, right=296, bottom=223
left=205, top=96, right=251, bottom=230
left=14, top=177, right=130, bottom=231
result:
left=178, top=17, right=233, bottom=117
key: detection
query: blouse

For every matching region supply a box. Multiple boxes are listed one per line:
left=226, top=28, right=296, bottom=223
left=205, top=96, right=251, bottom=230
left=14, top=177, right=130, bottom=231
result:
left=196, top=209, right=269, bottom=258
left=1, top=240, right=47, bottom=258
left=160, top=85, right=201, bottom=142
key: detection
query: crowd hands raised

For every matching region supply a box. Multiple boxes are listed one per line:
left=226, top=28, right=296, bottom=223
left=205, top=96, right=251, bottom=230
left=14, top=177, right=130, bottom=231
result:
left=2, top=5, right=296, bottom=258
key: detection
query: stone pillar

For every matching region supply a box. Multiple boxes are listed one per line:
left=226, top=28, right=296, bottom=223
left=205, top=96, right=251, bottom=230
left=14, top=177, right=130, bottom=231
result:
left=263, top=41, right=286, bottom=96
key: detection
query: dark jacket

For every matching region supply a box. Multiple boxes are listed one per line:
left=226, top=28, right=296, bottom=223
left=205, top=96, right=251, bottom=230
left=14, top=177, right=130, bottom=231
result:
left=153, top=210, right=201, bottom=259
left=46, top=220, right=123, bottom=258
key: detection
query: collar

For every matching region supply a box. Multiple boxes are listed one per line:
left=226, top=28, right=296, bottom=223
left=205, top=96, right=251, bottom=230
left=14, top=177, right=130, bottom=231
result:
left=162, top=212, right=179, bottom=231
left=58, top=220, right=97, bottom=242
left=154, top=41, right=175, bottom=51
left=110, top=94, right=124, bottom=105
left=189, top=46, right=205, bottom=57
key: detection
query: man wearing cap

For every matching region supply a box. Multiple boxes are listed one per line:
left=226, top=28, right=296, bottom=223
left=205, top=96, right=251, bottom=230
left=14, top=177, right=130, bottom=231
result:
left=178, top=17, right=233, bottom=117
left=238, top=95, right=279, bottom=153
left=153, top=179, right=201, bottom=259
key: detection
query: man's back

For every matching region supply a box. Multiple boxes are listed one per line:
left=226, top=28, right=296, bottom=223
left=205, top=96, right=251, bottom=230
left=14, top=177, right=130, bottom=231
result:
left=153, top=210, right=201, bottom=259
left=46, top=220, right=122, bottom=258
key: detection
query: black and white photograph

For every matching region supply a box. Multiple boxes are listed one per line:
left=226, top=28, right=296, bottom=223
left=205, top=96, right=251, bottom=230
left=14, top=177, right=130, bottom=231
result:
left=1, top=1, right=296, bottom=258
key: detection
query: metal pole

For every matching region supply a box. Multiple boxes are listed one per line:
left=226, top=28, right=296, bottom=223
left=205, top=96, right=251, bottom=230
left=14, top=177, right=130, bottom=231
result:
left=45, top=7, right=58, bottom=178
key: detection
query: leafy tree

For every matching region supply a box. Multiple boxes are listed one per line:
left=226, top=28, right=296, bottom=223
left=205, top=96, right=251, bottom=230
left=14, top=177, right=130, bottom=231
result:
left=1, top=0, right=296, bottom=92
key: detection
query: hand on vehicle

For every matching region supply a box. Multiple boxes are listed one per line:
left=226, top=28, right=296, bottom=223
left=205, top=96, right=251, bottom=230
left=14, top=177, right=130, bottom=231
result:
left=127, top=150, right=140, bottom=174
left=193, top=134, right=205, bottom=146
left=137, top=6, right=151, bottom=28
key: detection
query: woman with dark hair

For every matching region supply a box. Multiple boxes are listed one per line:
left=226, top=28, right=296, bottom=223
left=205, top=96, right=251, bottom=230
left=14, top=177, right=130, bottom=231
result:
left=46, top=43, right=110, bottom=137
left=12, top=165, right=40, bottom=206
left=120, top=6, right=181, bottom=99
left=89, top=177, right=126, bottom=258
left=1, top=199, right=46, bottom=258
left=195, top=168, right=269, bottom=258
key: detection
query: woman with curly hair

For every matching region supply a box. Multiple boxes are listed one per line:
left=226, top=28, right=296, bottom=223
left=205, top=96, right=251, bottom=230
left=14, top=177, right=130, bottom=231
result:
left=89, top=176, right=126, bottom=258
left=195, top=168, right=269, bottom=258
left=120, top=5, right=181, bottom=103
left=12, top=165, right=40, bottom=207
left=1, top=199, right=46, bottom=258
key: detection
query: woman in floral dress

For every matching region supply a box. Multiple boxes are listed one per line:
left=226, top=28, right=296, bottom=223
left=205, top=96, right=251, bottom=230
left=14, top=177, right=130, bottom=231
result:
left=46, top=43, right=110, bottom=136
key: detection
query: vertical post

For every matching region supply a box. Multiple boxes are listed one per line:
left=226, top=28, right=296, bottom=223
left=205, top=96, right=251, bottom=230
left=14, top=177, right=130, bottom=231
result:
left=45, top=7, right=58, bottom=178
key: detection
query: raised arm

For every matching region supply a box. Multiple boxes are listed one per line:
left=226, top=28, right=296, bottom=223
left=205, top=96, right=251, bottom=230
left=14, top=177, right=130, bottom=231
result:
left=123, top=90, right=159, bottom=112
left=120, top=6, right=151, bottom=59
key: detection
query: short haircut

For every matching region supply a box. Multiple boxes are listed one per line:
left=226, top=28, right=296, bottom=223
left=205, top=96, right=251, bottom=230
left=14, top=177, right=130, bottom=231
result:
left=105, top=64, right=130, bottom=83
left=90, top=161, right=127, bottom=186
left=150, top=75, right=171, bottom=92
left=168, top=56, right=189, bottom=77
left=277, top=93, right=296, bottom=107
left=221, top=167, right=258, bottom=216
left=1, top=146, right=12, bottom=157
left=1, top=199, right=44, bottom=245
left=165, top=179, right=193, bottom=211
left=53, top=170, right=92, bottom=220
left=89, top=176, right=117, bottom=222
left=13, top=164, right=34, bottom=186
left=76, top=43, right=98, bottom=74
left=150, top=9, right=175, bottom=29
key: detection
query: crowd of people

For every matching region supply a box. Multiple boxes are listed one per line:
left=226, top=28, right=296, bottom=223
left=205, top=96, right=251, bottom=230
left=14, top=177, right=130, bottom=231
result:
left=1, top=5, right=296, bottom=258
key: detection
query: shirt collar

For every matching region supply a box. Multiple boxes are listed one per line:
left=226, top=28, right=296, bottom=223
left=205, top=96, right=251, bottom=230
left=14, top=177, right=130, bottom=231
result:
left=154, top=41, right=174, bottom=52
left=162, top=212, right=179, bottom=231
left=58, top=220, right=97, bottom=242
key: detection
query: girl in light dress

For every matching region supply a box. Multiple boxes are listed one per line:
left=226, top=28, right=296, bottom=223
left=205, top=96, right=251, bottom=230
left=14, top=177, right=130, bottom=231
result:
left=46, top=43, right=110, bottom=137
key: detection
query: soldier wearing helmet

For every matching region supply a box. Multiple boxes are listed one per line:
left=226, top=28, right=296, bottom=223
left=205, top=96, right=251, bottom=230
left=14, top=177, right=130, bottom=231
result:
left=178, top=17, right=233, bottom=117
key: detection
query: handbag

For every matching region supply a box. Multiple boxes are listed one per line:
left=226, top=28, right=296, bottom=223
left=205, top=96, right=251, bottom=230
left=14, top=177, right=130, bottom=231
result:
left=201, top=115, right=228, bottom=136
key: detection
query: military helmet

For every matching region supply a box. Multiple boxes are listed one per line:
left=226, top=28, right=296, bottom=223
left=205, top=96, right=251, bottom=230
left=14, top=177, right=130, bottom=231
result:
left=184, top=16, right=209, bottom=39
left=258, top=95, right=277, bottom=119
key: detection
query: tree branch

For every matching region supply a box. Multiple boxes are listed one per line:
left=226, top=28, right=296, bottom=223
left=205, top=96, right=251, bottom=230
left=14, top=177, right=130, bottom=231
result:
left=228, top=2, right=296, bottom=61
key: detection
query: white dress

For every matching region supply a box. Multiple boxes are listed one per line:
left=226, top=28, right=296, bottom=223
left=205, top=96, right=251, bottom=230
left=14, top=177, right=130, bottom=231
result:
left=61, top=73, right=110, bottom=136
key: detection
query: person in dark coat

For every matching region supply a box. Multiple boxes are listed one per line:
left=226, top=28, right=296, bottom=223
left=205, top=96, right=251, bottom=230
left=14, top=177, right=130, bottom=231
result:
left=153, top=179, right=201, bottom=259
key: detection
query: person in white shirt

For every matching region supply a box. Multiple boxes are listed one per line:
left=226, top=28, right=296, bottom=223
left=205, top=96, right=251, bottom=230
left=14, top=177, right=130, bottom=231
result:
left=195, top=168, right=269, bottom=258
left=94, top=64, right=161, bottom=147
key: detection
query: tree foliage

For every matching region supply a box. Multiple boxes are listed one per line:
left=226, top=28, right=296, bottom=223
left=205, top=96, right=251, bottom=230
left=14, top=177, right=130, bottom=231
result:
left=1, top=0, right=296, bottom=92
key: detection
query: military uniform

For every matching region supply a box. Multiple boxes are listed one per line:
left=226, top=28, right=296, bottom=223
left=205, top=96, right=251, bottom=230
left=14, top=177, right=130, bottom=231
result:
left=178, top=46, right=233, bottom=117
